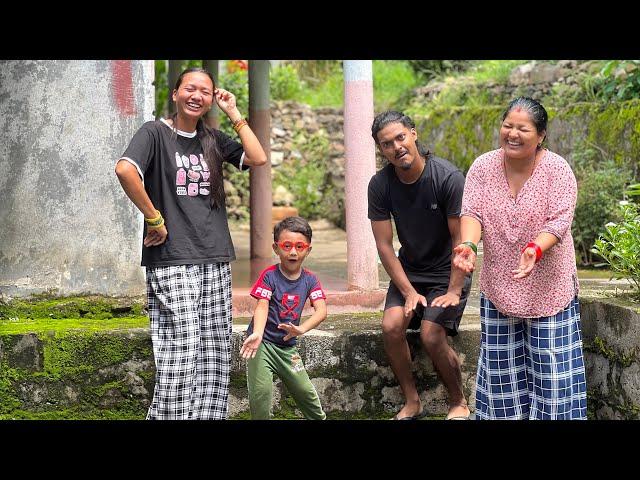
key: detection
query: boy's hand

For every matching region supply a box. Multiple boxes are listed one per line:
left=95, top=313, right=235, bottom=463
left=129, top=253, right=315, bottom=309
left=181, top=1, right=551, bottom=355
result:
left=240, top=333, right=263, bottom=359
left=277, top=323, right=304, bottom=341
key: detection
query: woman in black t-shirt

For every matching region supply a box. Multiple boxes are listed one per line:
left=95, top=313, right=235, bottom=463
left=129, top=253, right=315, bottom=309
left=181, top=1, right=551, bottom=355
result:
left=115, top=67, right=266, bottom=419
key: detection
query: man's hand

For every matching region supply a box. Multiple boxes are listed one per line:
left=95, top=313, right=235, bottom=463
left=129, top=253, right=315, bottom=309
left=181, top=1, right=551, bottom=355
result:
left=512, top=247, right=537, bottom=279
left=143, top=225, right=167, bottom=247
left=431, top=291, right=460, bottom=308
left=277, top=322, right=305, bottom=342
left=452, top=244, right=476, bottom=273
left=404, top=291, right=427, bottom=318
left=240, top=333, right=263, bottom=359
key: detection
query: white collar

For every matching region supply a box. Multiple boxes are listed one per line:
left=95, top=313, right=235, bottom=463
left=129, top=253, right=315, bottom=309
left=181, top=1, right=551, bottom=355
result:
left=161, top=118, right=197, bottom=138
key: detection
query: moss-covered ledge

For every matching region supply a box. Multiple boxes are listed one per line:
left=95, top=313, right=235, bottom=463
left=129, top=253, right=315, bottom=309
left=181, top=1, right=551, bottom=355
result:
left=0, top=296, right=481, bottom=420
left=579, top=295, right=640, bottom=420
left=3, top=294, right=640, bottom=420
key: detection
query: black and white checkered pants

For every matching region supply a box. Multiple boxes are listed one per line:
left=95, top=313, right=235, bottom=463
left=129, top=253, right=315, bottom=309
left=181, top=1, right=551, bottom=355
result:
left=146, top=263, right=232, bottom=420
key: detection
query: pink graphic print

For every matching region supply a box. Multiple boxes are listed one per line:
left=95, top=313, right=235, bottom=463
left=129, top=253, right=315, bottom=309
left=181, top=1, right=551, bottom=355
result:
left=176, top=168, right=186, bottom=185
left=175, top=151, right=211, bottom=198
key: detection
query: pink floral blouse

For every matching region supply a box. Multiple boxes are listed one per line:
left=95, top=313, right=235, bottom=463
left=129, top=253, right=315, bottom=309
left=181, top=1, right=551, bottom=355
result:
left=461, top=148, right=579, bottom=318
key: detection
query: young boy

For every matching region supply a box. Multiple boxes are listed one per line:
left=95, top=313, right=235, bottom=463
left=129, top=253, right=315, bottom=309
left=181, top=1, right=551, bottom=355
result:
left=240, top=216, right=327, bottom=420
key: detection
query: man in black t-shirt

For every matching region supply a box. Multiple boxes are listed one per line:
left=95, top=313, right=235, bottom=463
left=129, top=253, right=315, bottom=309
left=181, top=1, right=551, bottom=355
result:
left=368, top=111, right=471, bottom=421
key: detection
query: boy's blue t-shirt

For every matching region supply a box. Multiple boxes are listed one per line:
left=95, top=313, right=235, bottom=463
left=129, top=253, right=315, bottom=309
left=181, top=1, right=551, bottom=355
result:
left=247, top=264, right=326, bottom=347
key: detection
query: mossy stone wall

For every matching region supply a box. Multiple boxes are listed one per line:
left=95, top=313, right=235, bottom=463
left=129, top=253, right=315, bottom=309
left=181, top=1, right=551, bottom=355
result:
left=414, top=99, right=640, bottom=174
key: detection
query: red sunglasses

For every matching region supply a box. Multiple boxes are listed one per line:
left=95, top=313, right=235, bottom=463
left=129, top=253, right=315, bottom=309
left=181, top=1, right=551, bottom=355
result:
left=277, top=241, right=310, bottom=252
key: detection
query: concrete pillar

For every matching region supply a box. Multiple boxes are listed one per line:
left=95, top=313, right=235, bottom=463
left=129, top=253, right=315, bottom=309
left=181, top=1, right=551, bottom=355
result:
left=248, top=60, right=273, bottom=283
left=343, top=61, right=379, bottom=291
left=202, top=60, right=219, bottom=129
left=0, top=60, right=155, bottom=297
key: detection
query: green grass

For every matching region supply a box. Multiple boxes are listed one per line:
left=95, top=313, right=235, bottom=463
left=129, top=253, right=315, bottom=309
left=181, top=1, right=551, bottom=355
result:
left=467, top=60, right=532, bottom=83
left=298, top=60, right=422, bottom=111
left=373, top=60, right=421, bottom=111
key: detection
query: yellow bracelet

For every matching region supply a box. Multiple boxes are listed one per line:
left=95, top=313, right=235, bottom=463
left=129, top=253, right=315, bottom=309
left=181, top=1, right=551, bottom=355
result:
left=145, top=210, right=164, bottom=226
left=146, top=218, right=165, bottom=229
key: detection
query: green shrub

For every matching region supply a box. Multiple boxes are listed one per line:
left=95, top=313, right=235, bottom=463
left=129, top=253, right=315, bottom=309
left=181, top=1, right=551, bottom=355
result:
left=574, top=163, right=630, bottom=265
left=592, top=196, right=640, bottom=297
left=270, top=64, right=304, bottom=101
left=596, top=60, right=640, bottom=102
left=274, top=132, right=330, bottom=219
left=572, top=143, right=632, bottom=266
left=407, top=60, right=469, bottom=81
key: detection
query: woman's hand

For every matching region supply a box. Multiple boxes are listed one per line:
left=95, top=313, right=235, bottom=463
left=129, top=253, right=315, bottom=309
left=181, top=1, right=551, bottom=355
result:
left=143, top=224, right=167, bottom=247
left=214, top=88, right=238, bottom=116
left=512, top=247, right=537, bottom=279
left=453, top=244, right=476, bottom=273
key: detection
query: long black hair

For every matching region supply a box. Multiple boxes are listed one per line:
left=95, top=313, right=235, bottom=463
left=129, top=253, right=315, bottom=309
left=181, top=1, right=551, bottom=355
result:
left=171, top=67, right=225, bottom=208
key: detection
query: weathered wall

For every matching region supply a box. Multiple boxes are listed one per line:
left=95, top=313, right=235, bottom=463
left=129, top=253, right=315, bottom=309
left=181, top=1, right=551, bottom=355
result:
left=2, top=296, right=638, bottom=419
left=580, top=296, right=640, bottom=419
left=0, top=60, right=154, bottom=298
left=414, top=100, right=640, bottom=174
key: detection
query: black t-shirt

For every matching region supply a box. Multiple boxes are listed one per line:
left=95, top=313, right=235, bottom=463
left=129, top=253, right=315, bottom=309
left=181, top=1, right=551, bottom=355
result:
left=120, top=119, right=248, bottom=267
left=367, top=155, right=465, bottom=283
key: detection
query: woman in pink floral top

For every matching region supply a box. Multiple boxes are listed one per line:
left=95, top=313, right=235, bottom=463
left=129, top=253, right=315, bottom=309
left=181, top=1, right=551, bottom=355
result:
left=453, top=97, right=587, bottom=420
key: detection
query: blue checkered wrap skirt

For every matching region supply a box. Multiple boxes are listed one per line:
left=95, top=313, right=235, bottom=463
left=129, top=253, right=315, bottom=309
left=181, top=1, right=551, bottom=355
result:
left=475, top=293, right=587, bottom=420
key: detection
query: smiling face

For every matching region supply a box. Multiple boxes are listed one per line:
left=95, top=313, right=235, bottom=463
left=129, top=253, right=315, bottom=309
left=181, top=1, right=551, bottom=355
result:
left=172, top=72, right=214, bottom=125
left=273, top=229, right=312, bottom=276
left=500, top=109, right=545, bottom=161
left=376, top=122, right=421, bottom=172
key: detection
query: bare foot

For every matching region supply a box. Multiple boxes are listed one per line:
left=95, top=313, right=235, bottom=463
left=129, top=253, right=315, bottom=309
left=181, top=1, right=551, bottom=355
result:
left=446, top=403, right=470, bottom=420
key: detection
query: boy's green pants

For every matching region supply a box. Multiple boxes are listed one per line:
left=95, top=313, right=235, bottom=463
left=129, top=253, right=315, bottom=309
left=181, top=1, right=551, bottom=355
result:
left=247, top=341, right=326, bottom=420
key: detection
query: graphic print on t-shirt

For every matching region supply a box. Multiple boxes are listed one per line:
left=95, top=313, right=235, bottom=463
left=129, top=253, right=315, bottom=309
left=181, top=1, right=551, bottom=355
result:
left=175, top=150, right=209, bottom=198
left=280, top=293, right=300, bottom=320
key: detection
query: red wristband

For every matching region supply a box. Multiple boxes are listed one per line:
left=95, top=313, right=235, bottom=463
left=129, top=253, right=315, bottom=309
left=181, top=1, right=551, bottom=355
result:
left=523, top=242, right=542, bottom=262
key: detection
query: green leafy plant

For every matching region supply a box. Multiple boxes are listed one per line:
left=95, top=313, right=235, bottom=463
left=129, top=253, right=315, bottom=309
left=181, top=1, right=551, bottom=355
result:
left=273, top=132, right=330, bottom=219
left=572, top=146, right=632, bottom=265
left=270, top=64, right=304, bottom=101
left=592, top=188, right=640, bottom=297
left=596, top=60, right=640, bottom=101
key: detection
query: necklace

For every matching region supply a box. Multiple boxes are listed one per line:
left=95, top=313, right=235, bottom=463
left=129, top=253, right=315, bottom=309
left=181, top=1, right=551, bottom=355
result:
left=503, top=152, right=538, bottom=198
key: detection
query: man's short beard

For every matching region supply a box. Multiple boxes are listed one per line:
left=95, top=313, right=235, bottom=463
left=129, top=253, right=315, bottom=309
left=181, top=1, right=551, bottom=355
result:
left=400, top=161, right=412, bottom=170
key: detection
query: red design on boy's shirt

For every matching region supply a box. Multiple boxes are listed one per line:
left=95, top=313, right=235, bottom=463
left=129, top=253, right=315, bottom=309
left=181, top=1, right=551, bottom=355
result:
left=280, top=293, right=300, bottom=319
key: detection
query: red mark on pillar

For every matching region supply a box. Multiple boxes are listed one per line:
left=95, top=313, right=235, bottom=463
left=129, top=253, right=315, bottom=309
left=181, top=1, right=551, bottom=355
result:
left=111, top=60, right=136, bottom=116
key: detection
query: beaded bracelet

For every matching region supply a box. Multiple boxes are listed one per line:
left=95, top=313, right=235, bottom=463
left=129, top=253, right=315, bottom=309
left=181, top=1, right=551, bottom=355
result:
left=232, top=118, right=248, bottom=133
